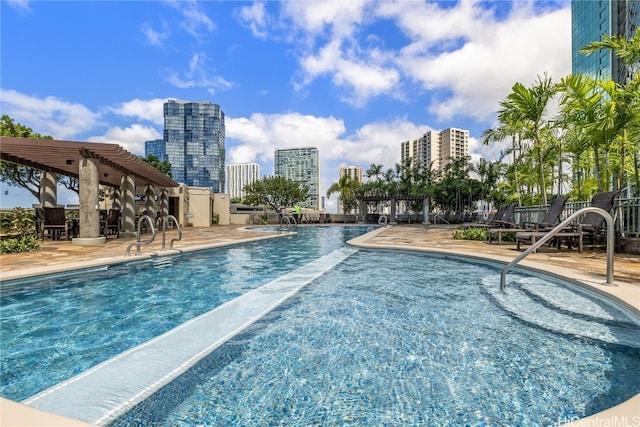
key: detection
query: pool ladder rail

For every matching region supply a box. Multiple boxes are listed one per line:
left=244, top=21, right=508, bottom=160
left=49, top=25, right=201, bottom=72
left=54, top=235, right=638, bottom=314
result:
left=278, top=215, right=297, bottom=233
left=500, top=207, right=615, bottom=292
left=125, top=214, right=183, bottom=256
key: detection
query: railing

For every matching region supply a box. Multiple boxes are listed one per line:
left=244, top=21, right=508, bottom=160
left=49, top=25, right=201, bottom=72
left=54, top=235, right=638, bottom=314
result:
left=278, top=215, right=297, bottom=233
left=378, top=215, right=388, bottom=226
left=514, top=195, right=639, bottom=237
left=161, top=215, right=182, bottom=250
left=126, top=215, right=156, bottom=256
left=500, top=207, right=615, bottom=292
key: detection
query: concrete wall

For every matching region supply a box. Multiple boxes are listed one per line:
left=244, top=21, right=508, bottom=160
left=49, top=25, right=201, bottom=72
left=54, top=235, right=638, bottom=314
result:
left=213, top=193, right=230, bottom=225
left=188, top=187, right=214, bottom=227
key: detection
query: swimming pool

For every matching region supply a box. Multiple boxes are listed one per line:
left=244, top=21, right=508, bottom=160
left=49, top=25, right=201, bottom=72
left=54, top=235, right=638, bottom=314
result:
left=0, top=225, right=376, bottom=402
left=1, top=226, right=639, bottom=426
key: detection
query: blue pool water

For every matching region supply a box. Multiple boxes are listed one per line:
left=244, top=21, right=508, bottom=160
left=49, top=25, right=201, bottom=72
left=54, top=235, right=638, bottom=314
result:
left=0, top=225, right=375, bottom=401
left=1, top=225, right=639, bottom=426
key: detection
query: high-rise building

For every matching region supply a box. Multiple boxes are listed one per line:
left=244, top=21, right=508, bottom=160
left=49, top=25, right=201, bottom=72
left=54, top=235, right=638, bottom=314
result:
left=226, top=163, right=260, bottom=200
left=440, top=128, right=470, bottom=170
left=162, top=100, right=225, bottom=192
left=400, top=128, right=469, bottom=174
left=339, top=165, right=363, bottom=183
left=572, top=0, right=640, bottom=84
left=144, top=139, right=167, bottom=162
left=274, top=147, right=319, bottom=209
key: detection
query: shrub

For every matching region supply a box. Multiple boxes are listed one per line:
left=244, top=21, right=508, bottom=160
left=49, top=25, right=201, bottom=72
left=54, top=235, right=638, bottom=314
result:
left=0, top=207, right=41, bottom=254
left=452, top=226, right=487, bottom=241
left=7, top=207, right=37, bottom=235
left=0, top=235, right=40, bottom=254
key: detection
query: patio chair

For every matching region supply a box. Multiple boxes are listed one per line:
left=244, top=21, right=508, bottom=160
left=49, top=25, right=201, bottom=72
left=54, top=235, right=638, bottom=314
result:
left=101, top=209, right=121, bottom=238
left=38, top=207, right=71, bottom=240
left=516, top=191, right=617, bottom=253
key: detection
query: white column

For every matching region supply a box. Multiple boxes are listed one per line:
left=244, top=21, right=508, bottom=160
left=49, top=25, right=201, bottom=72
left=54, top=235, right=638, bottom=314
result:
left=73, top=158, right=105, bottom=245
left=39, top=172, right=57, bottom=207
left=120, top=175, right=136, bottom=237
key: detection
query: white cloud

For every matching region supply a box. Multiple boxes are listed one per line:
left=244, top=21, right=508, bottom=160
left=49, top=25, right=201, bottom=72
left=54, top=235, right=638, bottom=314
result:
left=237, top=2, right=270, bottom=39
left=109, top=98, right=167, bottom=125
left=0, top=89, right=101, bottom=139
left=283, top=0, right=367, bottom=38
left=255, top=1, right=570, bottom=117
left=7, top=0, right=31, bottom=13
left=141, top=20, right=170, bottom=47
left=166, top=0, right=215, bottom=40
left=299, top=40, right=401, bottom=106
left=226, top=112, right=347, bottom=172
left=402, top=5, right=571, bottom=122
left=166, top=53, right=233, bottom=94
left=88, top=124, right=161, bottom=155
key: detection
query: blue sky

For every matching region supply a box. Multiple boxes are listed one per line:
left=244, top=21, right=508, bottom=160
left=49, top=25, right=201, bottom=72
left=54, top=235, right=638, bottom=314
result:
left=1, top=0, right=571, bottom=212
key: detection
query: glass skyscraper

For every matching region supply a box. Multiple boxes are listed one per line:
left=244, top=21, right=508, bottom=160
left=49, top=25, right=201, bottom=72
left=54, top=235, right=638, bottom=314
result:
left=144, top=139, right=167, bottom=161
left=162, top=100, right=225, bottom=192
left=572, top=0, right=639, bottom=84
left=274, top=147, right=320, bottom=209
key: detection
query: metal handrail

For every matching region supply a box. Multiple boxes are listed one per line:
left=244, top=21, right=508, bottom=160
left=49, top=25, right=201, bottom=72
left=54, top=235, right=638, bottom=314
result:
left=500, top=207, right=615, bottom=292
left=161, top=214, right=182, bottom=250
left=278, top=215, right=297, bottom=233
left=126, top=215, right=156, bottom=256
left=378, top=215, right=388, bottom=226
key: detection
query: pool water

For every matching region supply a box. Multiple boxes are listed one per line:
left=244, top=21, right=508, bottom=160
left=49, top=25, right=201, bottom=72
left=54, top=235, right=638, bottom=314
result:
left=0, top=225, right=376, bottom=401
left=1, top=226, right=639, bottom=426
left=112, top=251, right=640, bottom=426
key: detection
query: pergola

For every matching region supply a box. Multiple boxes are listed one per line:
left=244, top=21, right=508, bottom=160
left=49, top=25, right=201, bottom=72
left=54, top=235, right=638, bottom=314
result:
left=357, top=193, right=431, bottom=224
left=0, top=136, right=179, bottom=244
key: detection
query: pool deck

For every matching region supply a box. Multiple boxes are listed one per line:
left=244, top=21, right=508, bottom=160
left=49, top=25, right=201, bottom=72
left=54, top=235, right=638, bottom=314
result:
left=0, top=224, right=638, bottom=426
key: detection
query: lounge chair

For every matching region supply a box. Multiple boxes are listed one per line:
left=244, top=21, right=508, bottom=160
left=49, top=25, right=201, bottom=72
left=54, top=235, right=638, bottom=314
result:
left=37, top=207, right=71, bottom=240
left=520, top=196, right=569, bottom=231
left=489, top=196, right=568, bottom=245
left=473, top=203, right=517, bottom=232
left=516, top=191, right=617, bottom=253
left=468, top=204, right=508, bottom=229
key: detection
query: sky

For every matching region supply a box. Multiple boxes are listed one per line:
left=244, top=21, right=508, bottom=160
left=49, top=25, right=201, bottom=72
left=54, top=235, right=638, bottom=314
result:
left=0, top=0, right=572, bottom=212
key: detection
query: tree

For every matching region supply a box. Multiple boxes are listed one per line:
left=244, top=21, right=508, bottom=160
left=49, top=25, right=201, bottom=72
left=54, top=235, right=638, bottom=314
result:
left=326, top=174, right=360, bottom=214
left=140, top=154, right=172, bottom=177
left=0, top=115, right=59, bottom=200
left=498, top=74, right=557, bottom=205
left=579, top=27, right=640, bottom=68
left=365, top=164, right=383, bottom=182
left=243, top=176, right=309, bottom=214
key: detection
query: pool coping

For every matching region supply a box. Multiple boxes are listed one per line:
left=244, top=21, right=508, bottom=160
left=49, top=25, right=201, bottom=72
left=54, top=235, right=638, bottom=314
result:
left=1, top=225, right=638, bottom=426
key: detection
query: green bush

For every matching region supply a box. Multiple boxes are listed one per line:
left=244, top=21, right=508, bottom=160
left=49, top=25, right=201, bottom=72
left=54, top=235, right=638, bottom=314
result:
left=452, top=227, right=488, bottom=241
left=7, top=207, right=37, bottom=235
left=0, top=235, right=40, bottom=254
left=0, top=208, right=40, bottom=254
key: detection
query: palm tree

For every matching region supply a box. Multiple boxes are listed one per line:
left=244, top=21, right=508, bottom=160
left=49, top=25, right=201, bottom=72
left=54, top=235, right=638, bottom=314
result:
left=499, top=74, right=557, bottom=204
left=365, top=164, right=383, bottom=182
left=580, top=28, right=640, bottom=69
left=326, top=175, right=361, bottom=214
left=481, top=124, right=523, bottom=205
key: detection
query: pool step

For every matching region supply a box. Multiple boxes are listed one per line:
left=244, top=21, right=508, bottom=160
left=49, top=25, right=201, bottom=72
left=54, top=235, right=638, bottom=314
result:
left=483, top=276, right=640, bottom=349
left=23, top=247, right=358, bottom=426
